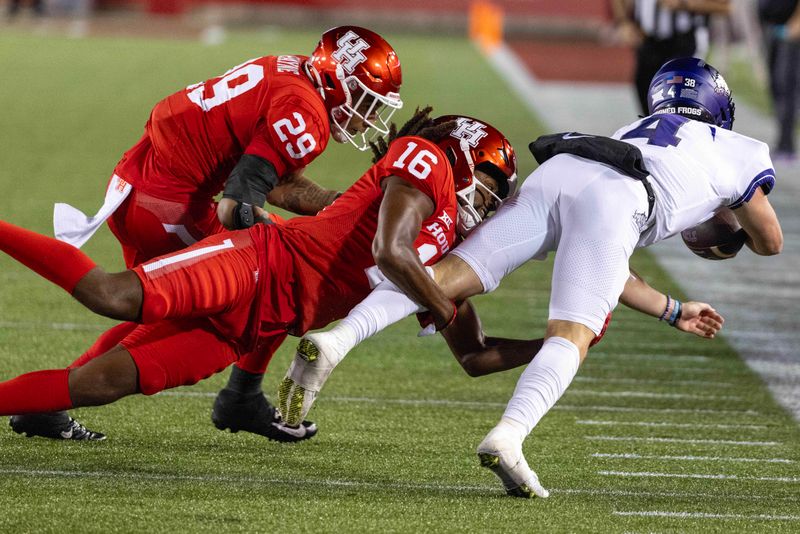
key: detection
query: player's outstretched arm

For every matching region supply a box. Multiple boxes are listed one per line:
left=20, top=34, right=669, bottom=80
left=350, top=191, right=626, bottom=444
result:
left=620, top=269, right=724, bottom=338
left=442, top=300, right=544, bottom=376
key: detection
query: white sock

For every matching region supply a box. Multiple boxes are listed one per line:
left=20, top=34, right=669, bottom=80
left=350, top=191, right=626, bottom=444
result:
left=329, top=279, right=424, bottom=353
left=502, top=336, right=581, bottom=436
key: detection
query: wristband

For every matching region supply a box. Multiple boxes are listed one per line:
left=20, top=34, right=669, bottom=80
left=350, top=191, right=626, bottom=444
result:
left=437, top=301, right=458, bottom=331
left=659, top=295, right=672, bottom=321
left=669, top=299, right=683, bottom=326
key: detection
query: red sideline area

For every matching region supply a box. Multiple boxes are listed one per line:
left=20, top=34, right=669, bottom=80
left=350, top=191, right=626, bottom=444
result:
left=99, top=0, right=611, bottom=19
left=507, top=39, right=634, bottom=83
left=97, top=0, right=634, bottom=83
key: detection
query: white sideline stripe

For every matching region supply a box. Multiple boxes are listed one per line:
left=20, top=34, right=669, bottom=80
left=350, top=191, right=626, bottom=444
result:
left=567, top=390, right=740, bottom=401
left=587, top=436, right=780, bottom=446
left=592, top=453, right=794, bottom=464
left=158, top=392, right=766, bottom=416
left=577, top=420, right=768, bottom=430
left=591, top=352, right=711, bottom=363
left=1, top=468, right=796, bottom=502
left=613, top=511, right=800, bottom=521
left=600, top=471, right=800, bottom=483
left=575, top=376, right=735, bottom=388
left=141, top=238, right=234, bottom=273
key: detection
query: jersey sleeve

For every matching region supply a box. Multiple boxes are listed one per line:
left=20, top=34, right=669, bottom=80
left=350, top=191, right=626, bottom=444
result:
left=382, top=137, right=449, bottom=202
left=726, top=139, right=776, bottom=209
left=245, top=93, right=329, bottom=177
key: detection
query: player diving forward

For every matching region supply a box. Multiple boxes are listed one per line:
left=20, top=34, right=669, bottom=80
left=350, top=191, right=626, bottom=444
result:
left=279, top=58, right=783, bottom=498
left=0, top=110, right=518, bottom=429
left=11, top=25, right=403, bottom=442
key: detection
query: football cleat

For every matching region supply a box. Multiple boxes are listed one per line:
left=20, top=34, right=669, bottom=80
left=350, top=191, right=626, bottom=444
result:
left=211, top=388, right=317, bottom=443
left=278, top=332, right=348, bottom=427
left=476, top=427, right=549, bottom=499
left=9, top=412, right=106, bottom=441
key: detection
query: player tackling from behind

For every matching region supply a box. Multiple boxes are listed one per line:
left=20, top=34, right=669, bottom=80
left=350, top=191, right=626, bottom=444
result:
left=10, top=25, right=403, bottom=442
left=0, top=110, right=518, bottom=438
left=281, top=58, right=783, bottom=498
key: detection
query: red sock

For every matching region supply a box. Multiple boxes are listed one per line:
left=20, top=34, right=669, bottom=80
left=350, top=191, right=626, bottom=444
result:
left=0, top=369, right=73, bottom=415
left=0, top=220, right=97, bottom=293
left=69, top=322, right=139, bottom=369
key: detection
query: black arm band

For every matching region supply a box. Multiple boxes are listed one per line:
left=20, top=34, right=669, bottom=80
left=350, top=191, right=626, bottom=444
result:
left=223, top=154, right=279, bottom=208
left=529, top=133, right=655, bottom=217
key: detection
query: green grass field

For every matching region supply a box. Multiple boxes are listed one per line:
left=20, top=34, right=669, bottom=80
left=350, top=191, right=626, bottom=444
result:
left=0, top=28, right=799, bottom=533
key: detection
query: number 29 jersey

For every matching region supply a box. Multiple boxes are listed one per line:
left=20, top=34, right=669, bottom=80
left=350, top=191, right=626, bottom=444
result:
left=115, top=56, right=330, bottom=202
left=277, top=136, right=458, bottom=335
left=613, top=114, right=776, bottom=247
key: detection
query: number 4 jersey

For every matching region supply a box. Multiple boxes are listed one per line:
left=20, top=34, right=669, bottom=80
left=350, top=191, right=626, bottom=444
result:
left=613, top=114, right=775, bottom=247
left=277, top=136, right=458, bottom=335
left=115, top=55, right=330, bottom=203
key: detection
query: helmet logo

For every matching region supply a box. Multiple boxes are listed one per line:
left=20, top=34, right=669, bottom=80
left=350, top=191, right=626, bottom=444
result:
left=450, top=118, right=488, bottom=148
left=332, top=31, right=370, bottom=74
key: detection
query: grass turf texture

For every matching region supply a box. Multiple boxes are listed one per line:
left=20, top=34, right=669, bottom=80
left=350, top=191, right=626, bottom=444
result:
left=1, top=29, right=799, bottom=533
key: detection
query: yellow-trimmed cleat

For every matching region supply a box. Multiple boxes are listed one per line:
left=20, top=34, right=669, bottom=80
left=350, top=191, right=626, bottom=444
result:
left=477, top=429, right=549, bottom=499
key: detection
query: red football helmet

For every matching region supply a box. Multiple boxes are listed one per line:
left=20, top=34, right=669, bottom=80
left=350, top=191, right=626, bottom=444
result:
left=434, top=115, right=517, bottom=236
left=306, top=26, right=403, bottom=150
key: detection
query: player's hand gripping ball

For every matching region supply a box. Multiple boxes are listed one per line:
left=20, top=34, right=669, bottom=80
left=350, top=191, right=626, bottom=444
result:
left=681, top=208, right=747, bottom=260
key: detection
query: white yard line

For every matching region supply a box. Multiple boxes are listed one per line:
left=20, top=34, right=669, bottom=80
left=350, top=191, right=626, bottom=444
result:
left=577, top=420, right=768, bottom=430
left=567, top=390, right=740, bottom=401
left=158, top=392, right=766, bottom=417
left=574, top=376, right=736, bottom=388
left=600, top=471, right=799, bottom=482
left=592, top=453, right=793, bottom=464
left=586, top=436, right=780, bottom=446
left=590, top=352, right=711, bottom=363
left=158, top=391, right=768, bottom=417
left=0, top=468, right=796, bottom=502
left=613, top=511, right=800, bottom=521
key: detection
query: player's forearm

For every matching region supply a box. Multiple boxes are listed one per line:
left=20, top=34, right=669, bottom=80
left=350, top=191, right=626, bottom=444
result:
left=619, top=270, right=670, bottom=319
left=267, top=175, right=339, bottom=215
left=375, top=247, right=455, bottom=327
left=442, top=300, right=542, bottom=376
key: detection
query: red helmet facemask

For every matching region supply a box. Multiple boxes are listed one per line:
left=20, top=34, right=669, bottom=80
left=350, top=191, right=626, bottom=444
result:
left=435, top=116, right=517, bottom=237
left=306, top=26, right=403, bottom=151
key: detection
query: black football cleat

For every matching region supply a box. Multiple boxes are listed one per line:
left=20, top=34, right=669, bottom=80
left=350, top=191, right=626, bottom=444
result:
left=9, top=412, right=106, bottom=441
left=211, top=388, right=317, bottom=443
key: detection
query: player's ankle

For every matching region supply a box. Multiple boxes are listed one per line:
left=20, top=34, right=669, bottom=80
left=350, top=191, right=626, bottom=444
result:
left=496, top=417, right=528, bottom=443
left=225, top=366, right=264, bottom=396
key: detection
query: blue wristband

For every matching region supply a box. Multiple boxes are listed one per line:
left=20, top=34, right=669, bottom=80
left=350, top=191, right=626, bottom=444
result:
left=659, top=295, right=672, bottom=321
left=668, top=299, right=682, bottom=326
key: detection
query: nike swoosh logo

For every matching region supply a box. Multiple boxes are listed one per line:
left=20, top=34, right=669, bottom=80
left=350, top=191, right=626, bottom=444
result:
left=562, top=133, right=594, bottom=140
left=60, top=429, right=74, bottom=439
left=272, top=422, right=308, bottom=438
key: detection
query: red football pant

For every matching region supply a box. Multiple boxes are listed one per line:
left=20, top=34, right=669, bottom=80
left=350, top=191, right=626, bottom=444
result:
left=108, top=189, right=225, bottom=269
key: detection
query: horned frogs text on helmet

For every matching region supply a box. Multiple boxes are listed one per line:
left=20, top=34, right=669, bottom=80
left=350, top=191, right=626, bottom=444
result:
left=647, top=57, right=735, bottom=130
left=434, top=115, right=517, bottom=237
left=306, top=26, right=403, bottom=150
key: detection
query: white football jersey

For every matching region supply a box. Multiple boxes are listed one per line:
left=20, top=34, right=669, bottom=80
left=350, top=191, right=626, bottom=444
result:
left=611, top=114, right=775, bottom=247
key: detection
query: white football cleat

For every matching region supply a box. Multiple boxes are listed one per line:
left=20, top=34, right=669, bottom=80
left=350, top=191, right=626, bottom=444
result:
left=277, top=332, right=348, bottom=427
left=477, top=427, right=549, bottom=499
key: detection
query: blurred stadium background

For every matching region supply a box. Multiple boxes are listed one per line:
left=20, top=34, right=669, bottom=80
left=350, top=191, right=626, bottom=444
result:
left=1, top=0, right=799, bottom=531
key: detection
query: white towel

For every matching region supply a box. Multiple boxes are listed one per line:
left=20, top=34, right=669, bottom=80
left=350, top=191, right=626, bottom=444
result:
left=53, top=174, right=132, bottom=248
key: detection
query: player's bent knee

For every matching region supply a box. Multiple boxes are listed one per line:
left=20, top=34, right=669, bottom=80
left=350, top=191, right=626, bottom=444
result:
left=68, top=350, right=139, bottom=406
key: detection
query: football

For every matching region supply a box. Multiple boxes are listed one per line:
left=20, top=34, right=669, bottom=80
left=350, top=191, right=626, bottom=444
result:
left=681, top=208, right=747, bottom=260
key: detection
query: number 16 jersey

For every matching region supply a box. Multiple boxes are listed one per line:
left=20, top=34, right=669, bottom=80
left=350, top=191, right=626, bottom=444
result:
left=115, top=55, right=330, bottom=203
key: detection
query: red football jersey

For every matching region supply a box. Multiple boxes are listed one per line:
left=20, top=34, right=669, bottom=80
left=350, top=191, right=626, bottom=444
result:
left=277, top=136, right=458, bottom=335
left=115, top=56, right=330, bottom=202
